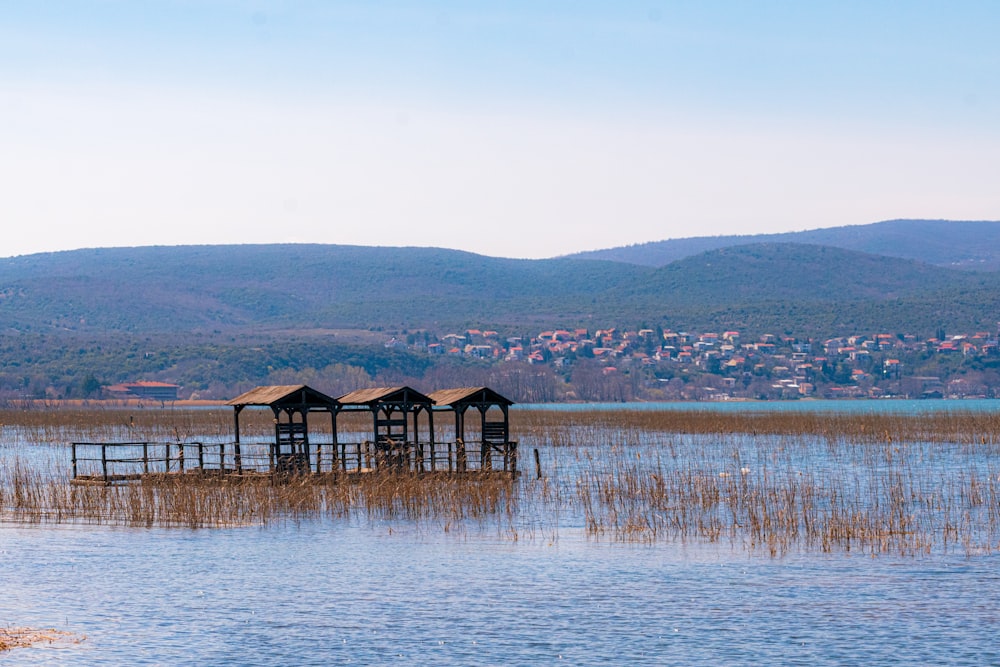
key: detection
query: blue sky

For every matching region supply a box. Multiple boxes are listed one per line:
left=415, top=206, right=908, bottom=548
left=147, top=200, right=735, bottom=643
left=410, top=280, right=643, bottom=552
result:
left=2, top=1, right=997, bottom=258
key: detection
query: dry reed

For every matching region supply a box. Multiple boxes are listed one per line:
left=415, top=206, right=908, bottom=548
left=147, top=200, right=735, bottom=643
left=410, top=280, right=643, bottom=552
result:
left=515, top=407, right=1000, bottom=556
left=0, top=627, right=83, bottom=652
left=4, top=404, right=1000, bottom=556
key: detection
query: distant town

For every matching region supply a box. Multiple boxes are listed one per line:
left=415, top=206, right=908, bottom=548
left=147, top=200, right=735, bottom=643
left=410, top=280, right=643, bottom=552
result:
left=385, top=325, right=1000, bottom=401
left=97, top=324, right=1000, bottom=404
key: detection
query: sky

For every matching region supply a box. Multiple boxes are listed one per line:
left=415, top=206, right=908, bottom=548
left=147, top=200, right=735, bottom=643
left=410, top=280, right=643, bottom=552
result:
left=2, top=1, right=998, bottom=259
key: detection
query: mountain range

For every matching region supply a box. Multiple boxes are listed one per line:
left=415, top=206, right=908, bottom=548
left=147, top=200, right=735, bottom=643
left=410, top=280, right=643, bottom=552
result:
left=1, top=219, right=999, bottom=340
left=564, top=219, right=1000, bottom=270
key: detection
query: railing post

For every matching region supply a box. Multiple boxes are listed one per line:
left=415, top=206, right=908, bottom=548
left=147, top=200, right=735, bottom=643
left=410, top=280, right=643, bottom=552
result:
left=101, top=443, right=108, bottom=485
left=143, top=442, right=150, bottom=475
left=198, top=442, right=205, bottom=471
left=165, top=442, right=171, bottom=473
left=71, top=443, right=78, bottom=479
left=481, top=441, right=492, bottom=472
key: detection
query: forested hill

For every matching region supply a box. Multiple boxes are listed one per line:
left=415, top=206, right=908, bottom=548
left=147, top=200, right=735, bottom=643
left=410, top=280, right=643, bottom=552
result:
left=565, top=219, right=1000, bottom=270
left=0, top=244, right=647, bottom=333
left=1, top=241, right=999, bottom=338
left=607, top=243, right=1000, bottom=336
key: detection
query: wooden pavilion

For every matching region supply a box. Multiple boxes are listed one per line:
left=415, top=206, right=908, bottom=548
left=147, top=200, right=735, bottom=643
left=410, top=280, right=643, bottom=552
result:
left=428, top=387, right=516, bottom=473
left=226, top=384, right=339, bottom=474
left=70, top=383, right=518, bottom=483
left=337, top=386, right=435, bottom=470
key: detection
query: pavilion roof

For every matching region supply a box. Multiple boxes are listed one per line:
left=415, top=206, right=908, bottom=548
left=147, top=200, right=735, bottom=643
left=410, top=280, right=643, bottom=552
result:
left=225, top=385, right=339, bottom=409
left=427, top=386, right=514, bottom=408
left=337, top=386, right=434, bottom=407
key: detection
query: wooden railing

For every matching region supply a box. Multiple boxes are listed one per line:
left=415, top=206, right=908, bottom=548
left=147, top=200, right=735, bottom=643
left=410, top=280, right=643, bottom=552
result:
left=71, top=439, right=517, bottom=484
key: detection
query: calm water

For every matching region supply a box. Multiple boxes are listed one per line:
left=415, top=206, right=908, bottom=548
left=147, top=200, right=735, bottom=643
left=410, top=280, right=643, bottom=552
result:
left=4, top=521, right=1000, bottom=666
left=4, top=399, right=1000, bottom=665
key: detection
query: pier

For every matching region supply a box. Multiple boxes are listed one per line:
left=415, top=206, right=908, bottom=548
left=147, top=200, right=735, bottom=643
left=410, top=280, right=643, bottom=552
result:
left=71, top=385, right=518, bottom=485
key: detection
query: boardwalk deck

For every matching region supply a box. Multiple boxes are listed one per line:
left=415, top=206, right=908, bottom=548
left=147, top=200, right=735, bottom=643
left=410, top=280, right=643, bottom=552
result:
left=70, top=384, right=518, bottom=485
left=70, top=438, right=517, bottom=485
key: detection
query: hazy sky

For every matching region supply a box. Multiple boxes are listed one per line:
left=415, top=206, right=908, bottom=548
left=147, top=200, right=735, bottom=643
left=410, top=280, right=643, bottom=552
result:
left=2, top=1, right=998, bottom=259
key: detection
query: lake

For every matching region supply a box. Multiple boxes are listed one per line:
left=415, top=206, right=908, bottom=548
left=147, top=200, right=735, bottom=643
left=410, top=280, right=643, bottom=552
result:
left=4, top=522, right=1000, bottom=666
left=3, top=400, right=1000, bottom=665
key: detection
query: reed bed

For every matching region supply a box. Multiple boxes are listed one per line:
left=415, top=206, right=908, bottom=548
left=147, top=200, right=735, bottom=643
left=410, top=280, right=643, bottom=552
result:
left=0, top=627, right=82, bottom=652
left=0, top=467, right=520, bottom=534
left=513, top=407, right=1000, bottom=447
left=0, top=406, right=359, bottom=443
left=517, top=408, right=1000, bottom=556
left=3, top=404, right=1000, bottom=556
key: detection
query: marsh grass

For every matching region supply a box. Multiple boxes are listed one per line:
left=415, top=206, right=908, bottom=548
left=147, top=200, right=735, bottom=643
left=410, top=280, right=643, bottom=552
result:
left=1, top=467, right=520, bottom=533
left=0, top=627, right=83, bottom=652
left=514, top=408, right=1000, bottom=556
left=4, top=405, right=1000, bottom=556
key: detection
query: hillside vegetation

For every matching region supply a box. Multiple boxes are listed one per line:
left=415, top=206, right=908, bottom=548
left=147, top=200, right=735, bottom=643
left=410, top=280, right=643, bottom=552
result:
left=2, top=238, right=999, bottom=338
left=0, top=245, right=647, bottom=332
left=3, top=220, right=1000, bottom=400
left=567, top=219, right=1000, bottom=270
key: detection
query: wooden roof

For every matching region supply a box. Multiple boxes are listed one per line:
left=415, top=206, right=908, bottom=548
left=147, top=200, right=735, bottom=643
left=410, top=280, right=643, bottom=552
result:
left=337, top=386, right=434, bottom=407
left=427, top=386, right=514, bottom=408
left=225, top=385, right=339, bottom=409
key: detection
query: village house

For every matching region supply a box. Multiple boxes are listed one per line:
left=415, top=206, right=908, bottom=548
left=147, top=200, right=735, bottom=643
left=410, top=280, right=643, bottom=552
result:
left=104, top=381, right=180, bottom=401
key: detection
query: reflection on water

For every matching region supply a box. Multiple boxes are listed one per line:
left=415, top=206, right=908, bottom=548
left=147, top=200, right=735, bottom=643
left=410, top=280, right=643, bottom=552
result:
left=5, top=400, right=1000, bottom=664
left=3, top=520, right=1000, bottom=666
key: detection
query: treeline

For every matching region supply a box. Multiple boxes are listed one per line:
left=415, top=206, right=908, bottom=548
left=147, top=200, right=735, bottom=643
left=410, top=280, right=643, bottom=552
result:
left=3, top=329, right=999, bottom=404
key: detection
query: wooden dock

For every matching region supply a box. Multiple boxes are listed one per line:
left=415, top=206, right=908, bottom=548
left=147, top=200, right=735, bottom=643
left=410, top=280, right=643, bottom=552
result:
left=70, top=438, right=517, bottom=485
left=70, top=384, right=519, bottom=485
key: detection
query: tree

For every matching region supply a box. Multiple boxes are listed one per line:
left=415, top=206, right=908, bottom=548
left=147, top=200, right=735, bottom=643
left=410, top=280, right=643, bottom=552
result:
left=80, top=374, right=102, bottom=398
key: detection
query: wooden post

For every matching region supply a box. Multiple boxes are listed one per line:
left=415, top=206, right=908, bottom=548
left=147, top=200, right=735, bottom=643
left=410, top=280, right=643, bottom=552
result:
left=101, top=443, right=108, bottom=484
left=142, top=442, right=149, bottom=475
left=219, top=442, right=226, bottom=474
left=427, top=408, right=436, bottom=473
left=197, top=442, right=205, bottom=471
left=233, top=406, right=243, bottom=473
left=71, top=443, right=78, bottom=479
left=412, top=409, right=420, bottom=469
left=534, top=448, right=542, bottom=480
left=481, top=441, right=491, bottom=472
left=165, top=442, right=171, bottom=473
left=331, top=411, right=339, bottom=473
left=272, top=409, right=281, bottom=473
